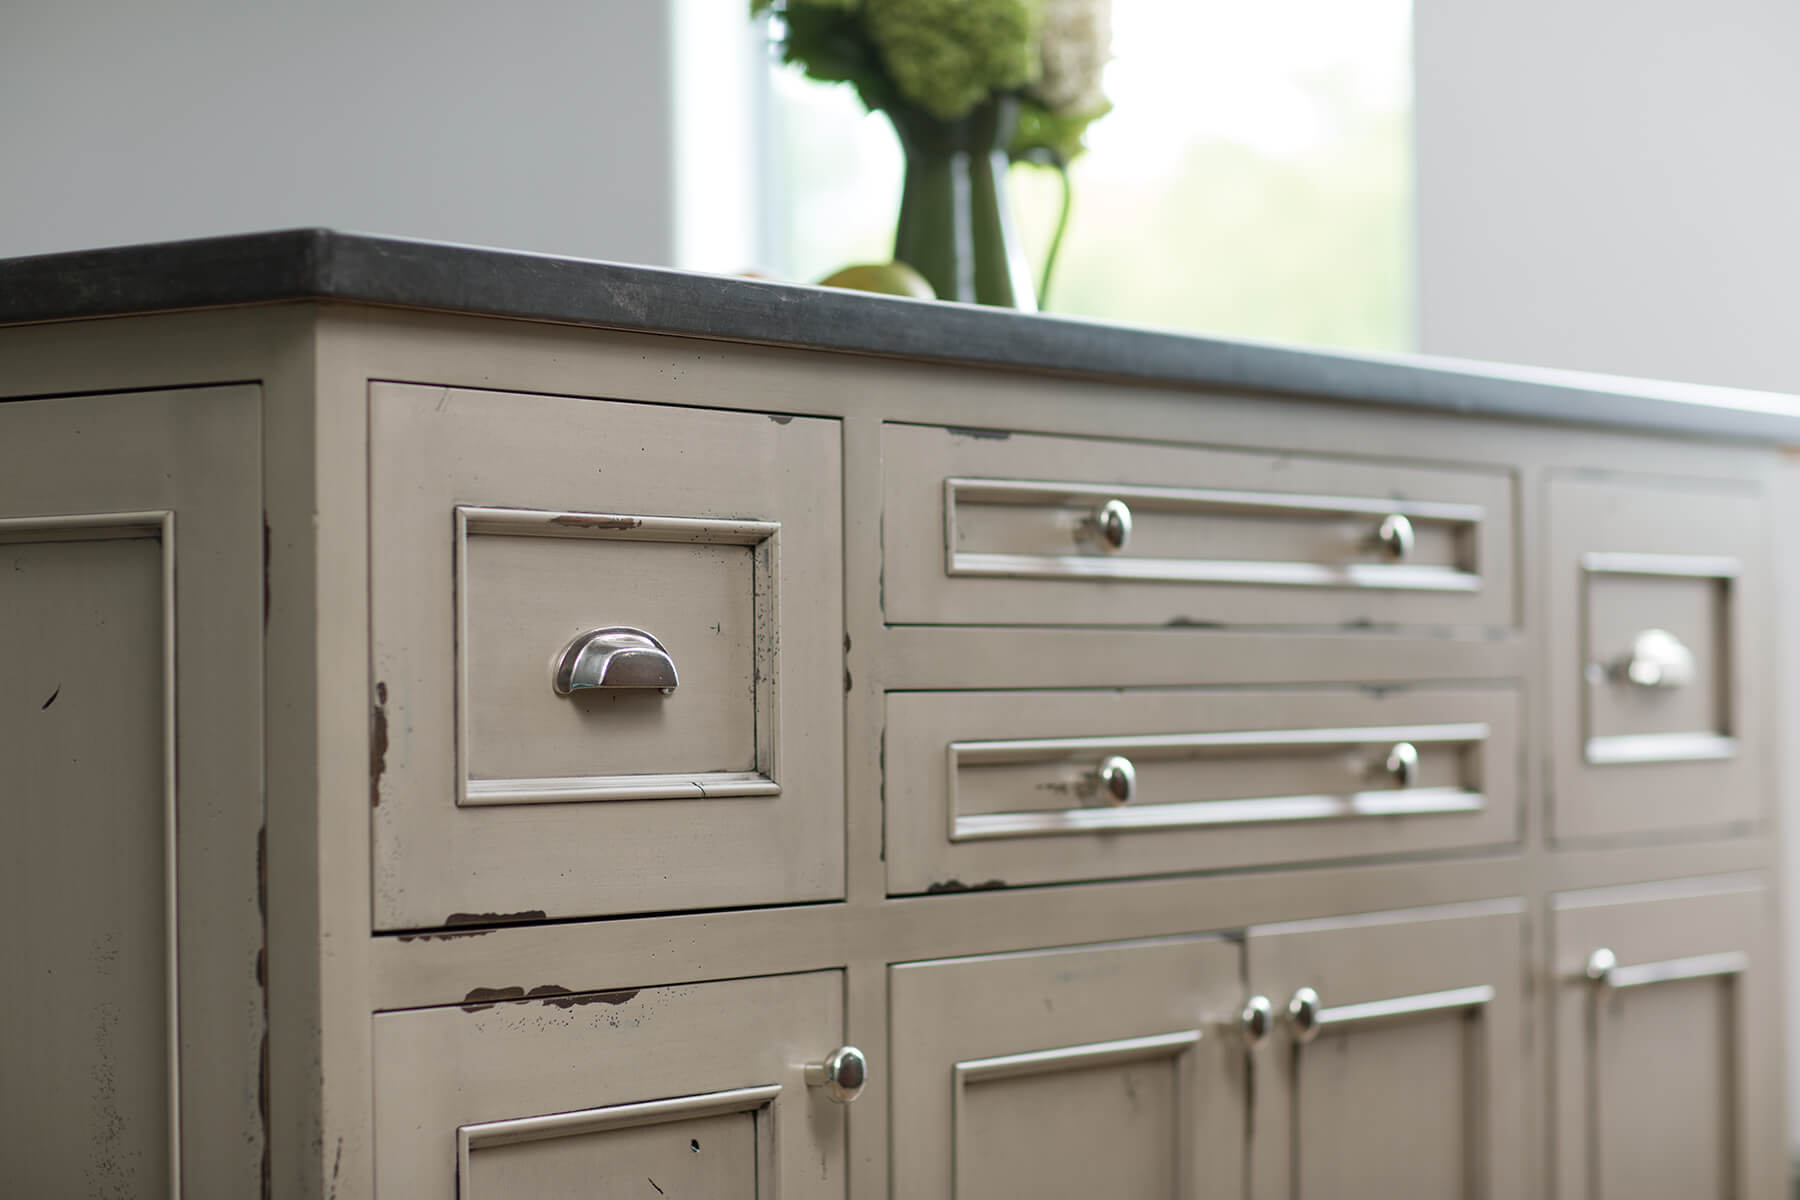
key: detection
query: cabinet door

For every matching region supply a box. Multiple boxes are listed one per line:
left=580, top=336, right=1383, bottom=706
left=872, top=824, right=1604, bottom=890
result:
left=0, top=388, right=263, bottom=1198
left=890, top=937, right=1245, bottom=1200
left=1552, top=876, right=1782, bottom=1200
left=1247, top=900, right=1525, bottom=1200
left=374, top=971, right=850, bottom=1197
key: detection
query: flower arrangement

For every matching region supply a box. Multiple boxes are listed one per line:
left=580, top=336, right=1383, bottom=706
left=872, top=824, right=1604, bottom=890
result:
left=752, top=0, right=1113, bottom=309
left=752, top=0, right=1113, bottom=166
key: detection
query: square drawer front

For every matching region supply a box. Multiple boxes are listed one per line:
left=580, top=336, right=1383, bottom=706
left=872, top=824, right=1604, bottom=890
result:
left=371, top=384, right=843, bottom=930
left=885, top=686, right=1520, bottom=894
left=374, top=971, right=849, bottom=1197
left=881, top=423, right=1516, bottom=628
left=1547, top=477, right=1767, bottom=842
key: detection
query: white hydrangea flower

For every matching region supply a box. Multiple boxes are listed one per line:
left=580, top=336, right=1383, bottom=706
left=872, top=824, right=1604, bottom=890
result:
left=1033, top=0, right=1111, bottom=117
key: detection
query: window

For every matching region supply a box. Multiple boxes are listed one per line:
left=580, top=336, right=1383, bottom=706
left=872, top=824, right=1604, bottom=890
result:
left=761, top=0, right=1414, bottom=352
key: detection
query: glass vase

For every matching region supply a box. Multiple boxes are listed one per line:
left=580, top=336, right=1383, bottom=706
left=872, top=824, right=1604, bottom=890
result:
left=885, top=96, right=1037, bottom=311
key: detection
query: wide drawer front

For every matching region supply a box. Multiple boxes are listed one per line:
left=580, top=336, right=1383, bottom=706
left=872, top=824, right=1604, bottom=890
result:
left=885, top=686, right=1520, bottom=894
left=882, top=423, right=1516, bottom=628
left=370, top=384, right=844, bottom=930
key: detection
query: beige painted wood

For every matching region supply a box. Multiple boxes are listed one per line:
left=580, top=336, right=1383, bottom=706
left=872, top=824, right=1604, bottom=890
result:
left=889, top=937, right=1245, bottom=1200
left=372, top=970, right=847, bottom=1197
left=0, top=388, right=263, bottom=1197
left=887, top=686, right=1521, bottom=894
left=882, top=422, right=1517, bottom=628
left=1546, top=476, right=1768, bottom=842
left=369, top=383, right=843, bottom=928
left=1247, top=899, right=1527, bottom=1200
left=1551, top=875, right=1784, bottom=1200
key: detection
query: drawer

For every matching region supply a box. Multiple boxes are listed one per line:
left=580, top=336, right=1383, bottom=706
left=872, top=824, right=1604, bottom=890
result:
left=370, top=384, right=843, bottom=929
left=885, top=686, right=1520, bottom=894
left=881, top=423, right=1516, bottom=628
left=374, top=971, right=851, bottom=1197
left=1546, top=477, right=1767, bottom=842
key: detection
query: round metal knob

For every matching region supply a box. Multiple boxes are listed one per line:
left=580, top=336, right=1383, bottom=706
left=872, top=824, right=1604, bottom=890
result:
left=1240, top=995, right=1274, bottom=1049
left=1091, top=499, right=1132, bottom=553
left=1096, top=755, right=1137, bottom=806
left=1585, top=948, right=1617, bottom=987
left=805, top=1045, right=868, bottom=1104
left=1375, top=513, right=1415, bottom=561
left=1288, top=987, right=1322, bottom=1044
left=1385, top=741, right=1420, bottom=789
left=1614, top=629, right=1695, bottom=690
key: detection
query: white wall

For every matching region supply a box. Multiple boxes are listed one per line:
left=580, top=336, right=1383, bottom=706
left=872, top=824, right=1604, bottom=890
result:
left=1416, top=0, right=1800, bottom=394
left=0, top=0, right=684, bottom=265
left=1416, top=0, right=1800, bottom=1155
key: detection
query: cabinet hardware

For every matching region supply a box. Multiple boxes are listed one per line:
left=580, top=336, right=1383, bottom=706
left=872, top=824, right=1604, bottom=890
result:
left=1240, top=995, right=1274, bottom=1049
left=1384, top=741, right=1421, bottom=788
left=1581, top=948, right=1746, bottom=990
left=1094, top=755, right=1137, bottom=805
left=553, top=627, right=679, bottom=696
left=1610, top=628, right=1696, bottom=690
left=805, top=1045, right=868, bottom=1104
left=1086, top=498, right=1133, bottom=552
left=1374, top=513, right=1415, bottom=561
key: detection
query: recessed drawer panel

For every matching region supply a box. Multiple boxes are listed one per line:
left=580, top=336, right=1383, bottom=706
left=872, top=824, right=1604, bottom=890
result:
left=882, top=424, right=1516, bottom=628
left=370, top=384, right=843, bottom=929
left=1547, top=477, right=1767, bottom=841
left=885, top=686, right=1520, bottom=894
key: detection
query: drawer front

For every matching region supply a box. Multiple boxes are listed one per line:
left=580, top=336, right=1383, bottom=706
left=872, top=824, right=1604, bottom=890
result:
left=374, top=971, right=849, bottom=1197
left=371, top=384, right=843, bottom=929
left=885, top=686, right=1520, bottom=894
left=1550, top=878, right=1781, bottom=1199
left=890, top=937, right=1245, bottom=1200
left=882, top=423, right=1516, bottom=628
left=1547, top=477, right=1767, bottom=841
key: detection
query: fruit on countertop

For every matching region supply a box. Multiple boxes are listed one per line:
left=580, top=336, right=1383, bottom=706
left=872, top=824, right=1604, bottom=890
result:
left=816, top=261, right=936, bottom=300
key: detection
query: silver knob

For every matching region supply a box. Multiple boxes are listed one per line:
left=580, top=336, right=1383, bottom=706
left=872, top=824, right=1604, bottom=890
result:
left=1095, top=755, right=1137, bottom=806
left=1613, top=629, right=1695, bottom=690
left=1375, top=513, right=1415, bottom=561
left=1288, top=987, right=1322, bottom=1044
left=1585, top=948, right=1617, bottom=987
left=1091, top=499, right=1132, bottom=553
left=1240, top=995, right=1274, bottom=1049
left=554, top=627, right=679, bottom=695
left=805, top=1045, right=868, bottom=1104
left=1385, top=741, right=1420, bottom=788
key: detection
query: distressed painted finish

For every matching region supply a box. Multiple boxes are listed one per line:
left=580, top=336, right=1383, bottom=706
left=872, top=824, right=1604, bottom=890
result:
left=0, top=273, right=1790, bottom=1199
left=367, top=383, right=844, bottom=929
left=0, top=388, right=263, bottom=1198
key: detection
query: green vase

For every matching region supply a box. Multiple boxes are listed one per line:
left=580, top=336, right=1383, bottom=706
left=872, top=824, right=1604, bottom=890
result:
left=886, top=96, right=1037, bottom=311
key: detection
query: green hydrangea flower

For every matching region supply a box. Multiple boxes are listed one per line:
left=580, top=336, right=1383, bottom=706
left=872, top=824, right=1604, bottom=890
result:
left=863, top=0, right=1044, bottom=121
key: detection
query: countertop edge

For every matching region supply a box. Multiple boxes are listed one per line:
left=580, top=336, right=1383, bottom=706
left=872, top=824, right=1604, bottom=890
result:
left=5, top=228, right=1800, bottom=446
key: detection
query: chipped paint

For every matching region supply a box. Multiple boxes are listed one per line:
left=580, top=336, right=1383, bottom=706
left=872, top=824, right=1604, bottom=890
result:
left=549, top=514, right=642, bottom=531
left=444, top=909, right=549, bottom=928
left=925, top=878, right=1007, bottom=894
left=369, top=682, right=389, bottom=807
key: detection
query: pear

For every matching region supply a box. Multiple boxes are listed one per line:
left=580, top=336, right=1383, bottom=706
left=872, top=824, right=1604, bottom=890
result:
left=816, top=261, right=936, bottom=300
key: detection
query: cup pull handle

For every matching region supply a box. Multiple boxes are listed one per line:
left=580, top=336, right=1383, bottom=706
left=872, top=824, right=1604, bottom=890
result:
left=553, top=627, right=679, bottom=695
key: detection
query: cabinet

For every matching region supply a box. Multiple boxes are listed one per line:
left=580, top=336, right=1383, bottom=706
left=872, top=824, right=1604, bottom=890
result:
left=0, top=231, right=1791, bottom=1198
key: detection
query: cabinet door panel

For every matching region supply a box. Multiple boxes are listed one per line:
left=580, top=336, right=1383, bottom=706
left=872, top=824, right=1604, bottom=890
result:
left=1248, top=900, right=1524, bottom=1200
left=374, top=971, right=847, bottom=1198
left=890, top=937, right=1245, bottom=1200
left=1552, top=876, right=1782, bottom=1200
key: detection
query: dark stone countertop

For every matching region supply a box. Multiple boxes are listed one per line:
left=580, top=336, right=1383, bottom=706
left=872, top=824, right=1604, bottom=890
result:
left=5, top=227, right=1799, bottom=445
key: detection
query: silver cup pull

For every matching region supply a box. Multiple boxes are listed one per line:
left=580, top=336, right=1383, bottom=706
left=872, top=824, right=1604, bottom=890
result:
left=805, top=1045, right=868, bottom=1104
left=1288, top=987, right=1322, bottom=1044
left=1240, top=995, right=1274, bottom=1049
left=1384, top=741, right=1421, bottom=789
left=553, top=627, right=679, bottom=695
left=1374, top=513, right=1415, bottom=561
left=1095, top=755, right=1137, bottom=806
left=1613, top=629, right=1695, bottom=690
left=1088, top=498, right=1133, bottom=553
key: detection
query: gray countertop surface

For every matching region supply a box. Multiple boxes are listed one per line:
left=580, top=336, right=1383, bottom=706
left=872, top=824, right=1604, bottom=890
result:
left=5, top=227, right=1800, bottom=444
